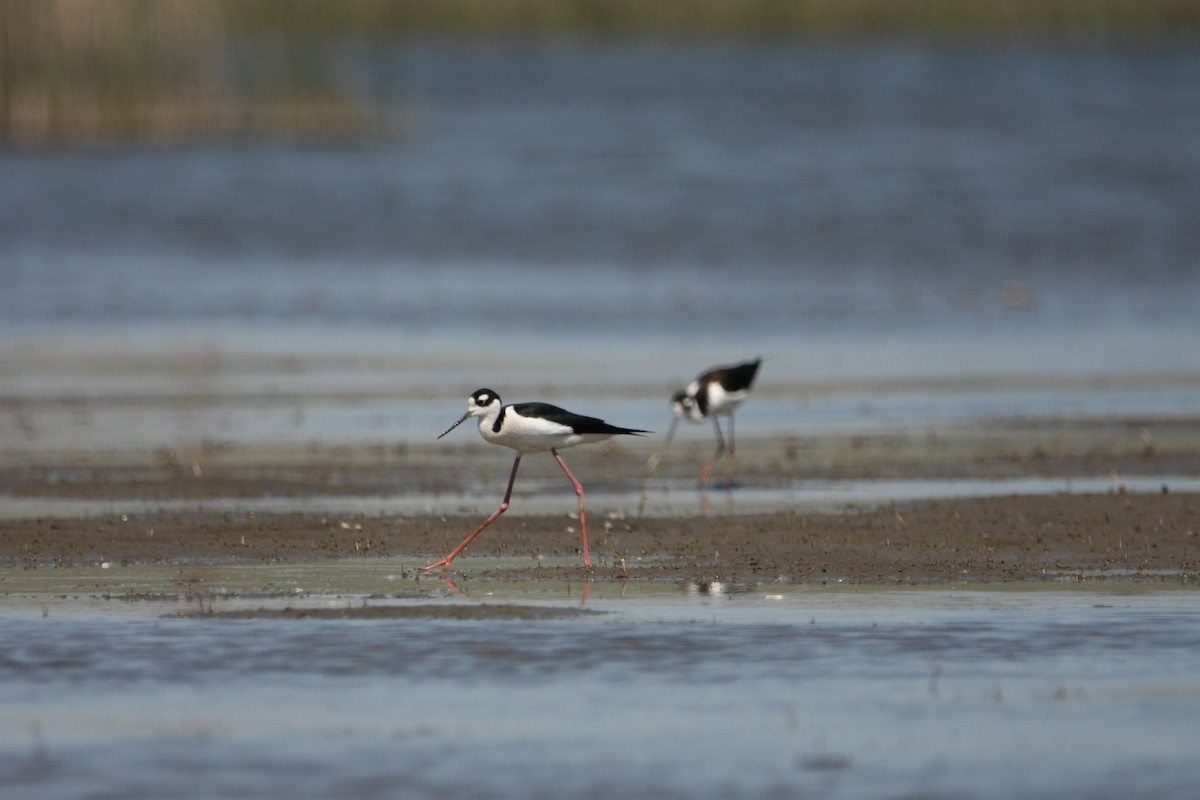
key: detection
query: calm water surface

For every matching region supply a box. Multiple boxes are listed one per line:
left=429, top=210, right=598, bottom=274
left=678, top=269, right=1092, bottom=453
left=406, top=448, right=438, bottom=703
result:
left=2, top=588, right=1200, bottom=799
left=2, top=42, right=1197, bottom=371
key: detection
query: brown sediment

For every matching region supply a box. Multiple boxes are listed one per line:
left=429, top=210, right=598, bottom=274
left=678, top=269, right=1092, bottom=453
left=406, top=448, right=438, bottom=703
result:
left=1, top=491, right=1195, bottom=585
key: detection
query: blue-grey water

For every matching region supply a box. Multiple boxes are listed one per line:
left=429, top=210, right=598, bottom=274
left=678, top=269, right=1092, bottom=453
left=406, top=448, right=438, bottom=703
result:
left=3, top=590, right=1200, bottom=800
left=2, top=42, right=1198, bottom=357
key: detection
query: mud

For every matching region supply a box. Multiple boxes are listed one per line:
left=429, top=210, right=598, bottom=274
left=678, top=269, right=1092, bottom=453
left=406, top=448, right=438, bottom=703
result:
left=2, top=491, right=1196, bottom=585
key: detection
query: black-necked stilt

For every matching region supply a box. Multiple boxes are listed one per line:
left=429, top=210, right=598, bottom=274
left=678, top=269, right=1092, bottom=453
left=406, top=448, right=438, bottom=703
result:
left=650, top=357, right=761, bottom=487
left=425, top=388, right=648, bottom=571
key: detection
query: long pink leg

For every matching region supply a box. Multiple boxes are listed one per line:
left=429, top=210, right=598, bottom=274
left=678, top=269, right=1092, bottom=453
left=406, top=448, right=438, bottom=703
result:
left=698, top=416, right=726, bottom=487
left=725, top=412, right=736, bottom=487
left=551, top=448, right=591, bottom=568
left=422, top=455, right=521, bottom=571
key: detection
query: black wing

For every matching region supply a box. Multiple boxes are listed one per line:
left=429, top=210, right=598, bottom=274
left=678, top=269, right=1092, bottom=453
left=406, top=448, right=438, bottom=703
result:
left=512, top=402, right=648, bottom=436
left=701, top=358, right=762, bottom=393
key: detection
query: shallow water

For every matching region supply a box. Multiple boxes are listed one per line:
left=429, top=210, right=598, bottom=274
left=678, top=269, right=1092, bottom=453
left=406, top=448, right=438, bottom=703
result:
left=2, top=474, right=1199, bottom=523
left=3, top=43, right=1199, bottom=383
left=3, top=587, right=1200, bottom=800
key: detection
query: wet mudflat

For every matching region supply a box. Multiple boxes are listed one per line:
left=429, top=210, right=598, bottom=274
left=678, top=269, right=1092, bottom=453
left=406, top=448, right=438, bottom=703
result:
left=2, top=490, right=1197, bottom=585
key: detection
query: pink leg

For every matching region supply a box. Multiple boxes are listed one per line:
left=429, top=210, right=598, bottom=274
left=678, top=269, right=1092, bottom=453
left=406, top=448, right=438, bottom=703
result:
left=552, top=448, right=591, bottom=568
left=422, top=455, right=521, bottom=571
left=698, top=416, right=726, bottom=487
left=725, top=412, right=736, bottom=487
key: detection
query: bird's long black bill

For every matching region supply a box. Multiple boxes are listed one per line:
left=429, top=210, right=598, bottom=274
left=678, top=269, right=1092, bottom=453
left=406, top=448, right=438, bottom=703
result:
left=661, top=416, right=680, bottom=447
left=437, top=412, right=471, bottom=439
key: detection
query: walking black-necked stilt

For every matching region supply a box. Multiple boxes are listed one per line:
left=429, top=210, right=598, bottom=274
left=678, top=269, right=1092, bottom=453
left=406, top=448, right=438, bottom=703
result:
left=650, top=357, right=761, bottom=487
left=425, top=388, right=648, bottom=571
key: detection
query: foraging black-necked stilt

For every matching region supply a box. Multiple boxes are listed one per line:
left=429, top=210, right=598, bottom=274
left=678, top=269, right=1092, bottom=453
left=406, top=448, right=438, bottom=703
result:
left=425, top=388, right=648, bottom=571
left=650, top=357, right=761, bottom=487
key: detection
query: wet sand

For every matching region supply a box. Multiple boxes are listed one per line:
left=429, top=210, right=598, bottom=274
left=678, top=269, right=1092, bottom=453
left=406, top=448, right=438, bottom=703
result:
left=2, top=486, right=1196, bottom=585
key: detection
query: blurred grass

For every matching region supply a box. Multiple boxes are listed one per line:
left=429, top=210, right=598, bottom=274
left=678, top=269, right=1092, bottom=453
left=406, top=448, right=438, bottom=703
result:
left=0, top=0, right=396, bottom=144
left=224, top=0, right=1200, bottom=38
left=2, top=0, right=1198, bottom=144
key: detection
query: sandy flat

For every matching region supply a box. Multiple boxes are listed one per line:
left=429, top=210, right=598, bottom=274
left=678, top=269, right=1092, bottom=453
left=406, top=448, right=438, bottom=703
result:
left=2, top=487, right=1195, bottom=585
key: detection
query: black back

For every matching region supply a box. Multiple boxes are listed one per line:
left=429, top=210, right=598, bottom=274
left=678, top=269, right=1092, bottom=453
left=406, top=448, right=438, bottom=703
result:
left=511, top=402, right=648, bottom=436
left=703, top=358, right=761, bottom=393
